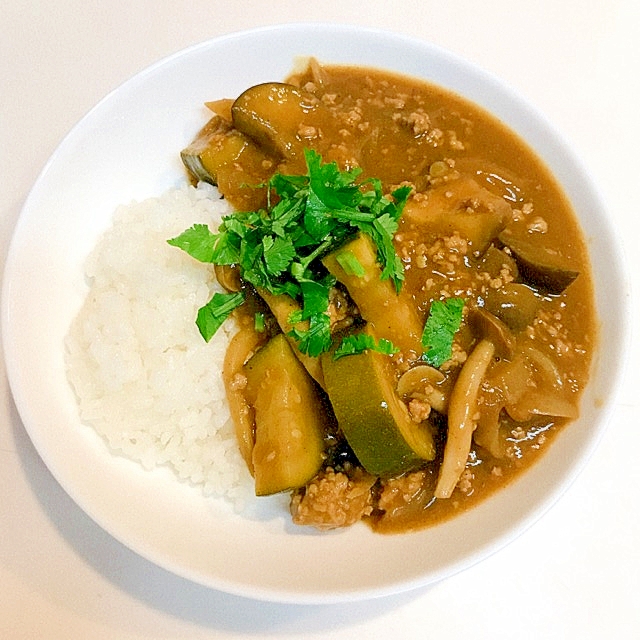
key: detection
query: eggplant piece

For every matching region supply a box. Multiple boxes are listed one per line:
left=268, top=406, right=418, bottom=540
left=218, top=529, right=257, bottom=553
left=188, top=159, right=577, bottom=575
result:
left=256, top=287, right=325, bottom=388
left=180, top=116, right=241, bottom=183
left=322, top=234, right=424, bottom=357
left=483, top=282, right=542, bottom=332
left=243, top=334, right=326, bottom=496
left=232, top=82, right=321, bottom=163
left=402, top=178, right=511, bottom=253
left=321, top=334, right=436, bottom=477
left=498, top=230, right=579, bottom=294
left=478, top=244, right=519, bottom=280
left=180, top=115, right=274, bottom=210
left=222, top=324, right=265, bottom=472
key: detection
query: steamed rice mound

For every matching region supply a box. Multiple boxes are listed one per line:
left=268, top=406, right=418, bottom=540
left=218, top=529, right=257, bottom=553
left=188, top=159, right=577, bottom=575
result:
left=65, top=183, right=253, bottom=504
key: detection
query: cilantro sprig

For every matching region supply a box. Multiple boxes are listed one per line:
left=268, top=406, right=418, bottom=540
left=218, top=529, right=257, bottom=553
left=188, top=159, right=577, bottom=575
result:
left=169, top=149, right=411, bottom=354
left=195, top=291, right=245, bottom=342
left=421, top=297, right=465, bottom=367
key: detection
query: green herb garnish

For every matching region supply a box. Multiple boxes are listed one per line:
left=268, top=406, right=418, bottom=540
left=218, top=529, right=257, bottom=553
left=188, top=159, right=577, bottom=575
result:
left=195, top=291, right=245, bottom=342
left=333, top=333, right=399, bottom=360
left=169, top=149, right=410, bottom=352
left=254, top=311, right=265, bottom=333
left=335, top=249, right=366, bottom=277
left=286, top=277, right=334, bottom=356
left=421, top=297, right=465, bottom=367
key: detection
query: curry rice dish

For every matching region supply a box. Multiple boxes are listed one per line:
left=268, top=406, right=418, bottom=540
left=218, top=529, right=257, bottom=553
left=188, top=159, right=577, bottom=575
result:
left=66, top=61, right=596, bottom=534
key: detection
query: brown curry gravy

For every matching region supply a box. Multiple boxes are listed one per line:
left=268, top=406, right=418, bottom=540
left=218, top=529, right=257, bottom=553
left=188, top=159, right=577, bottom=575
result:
left=214, top=63, right=596, bottom=533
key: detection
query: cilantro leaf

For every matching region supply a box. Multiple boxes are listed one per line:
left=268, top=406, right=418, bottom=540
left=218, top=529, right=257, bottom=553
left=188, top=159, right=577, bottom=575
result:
left=167, top=224, right=218, bottom=263
left=262, top=235, right=296, bottom=276
left=211, top=232, right=241, bottom=265
left=288, top=313, right=332, bottom=358
left=286, top=277, right=334, bottom=357
left=368, top=218, right=405, bottom=291
left=305, top=148, right=363, bottom=210
left=333, top=333, right=399, bottom=360
left=303, top=189, right=335, bottom=241
left=196, top=291, right=245, bottom=342
left=421, top=297, right=465, bottom=367
left=298, top=278, right=332, bottom=318
left=389, top=185, right=412, bottom=218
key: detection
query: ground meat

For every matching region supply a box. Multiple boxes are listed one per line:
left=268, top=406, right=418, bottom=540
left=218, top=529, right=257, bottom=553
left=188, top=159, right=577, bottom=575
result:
left=290, top=468, right=376, bottom=529
left=408, top=398, right=431, bottom=423
left=297, top=123, right=320, bottom=142
left=527, top=216, right=548, bottom=234
left=456, top=467, right=475, bottom=495
left=393, top=108, right=445, bottom=146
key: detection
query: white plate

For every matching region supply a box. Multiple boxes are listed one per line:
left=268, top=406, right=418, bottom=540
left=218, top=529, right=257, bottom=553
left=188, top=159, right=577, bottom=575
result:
left=2, top=24, right=629, bottom=604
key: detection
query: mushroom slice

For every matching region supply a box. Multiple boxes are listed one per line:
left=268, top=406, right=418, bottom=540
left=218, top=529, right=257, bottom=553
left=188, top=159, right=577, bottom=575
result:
left=214, top=264, right=242, bottom=293
left=467, top=306, right=516, bottom=359
left=397, top=364, right=447, bottom=414
left=473, top=402, right=504, bottom=458
left=434, top=339, right=495, bottom=499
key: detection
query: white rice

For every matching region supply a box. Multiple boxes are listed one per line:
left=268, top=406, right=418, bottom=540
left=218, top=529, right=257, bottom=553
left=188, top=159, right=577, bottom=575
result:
left=64, top=182, right=254, bottom=506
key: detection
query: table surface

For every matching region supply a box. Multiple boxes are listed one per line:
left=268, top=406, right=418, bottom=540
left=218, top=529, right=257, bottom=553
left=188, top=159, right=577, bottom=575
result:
left=2, top=2, right=639, bottom=638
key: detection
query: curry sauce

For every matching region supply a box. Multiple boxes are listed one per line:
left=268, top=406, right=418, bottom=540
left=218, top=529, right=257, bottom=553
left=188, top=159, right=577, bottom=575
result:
left=179, top=62, right=596, bottom=533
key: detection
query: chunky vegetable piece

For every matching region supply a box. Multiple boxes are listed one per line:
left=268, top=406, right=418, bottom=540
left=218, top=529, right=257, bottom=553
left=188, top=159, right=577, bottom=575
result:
left=180, top=116, right=236, bottom=184
left=321, top=331, right=436, bottom=477
left=243, top=334, right=326, bottom=496
left=232, top=83, right=322, bottom=163
left=222, top=323, right=265, bottom=471
left=256, top=287, right=325, bottom=387
left=180, top=115, right=274, bottom=210
left=483, top=283, right=542, bottom=332
left=402, top=178, right=510, bottom=253
left=323, top=234, right=423, bottom=356
left=498, top=230, right=579, bottom=294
